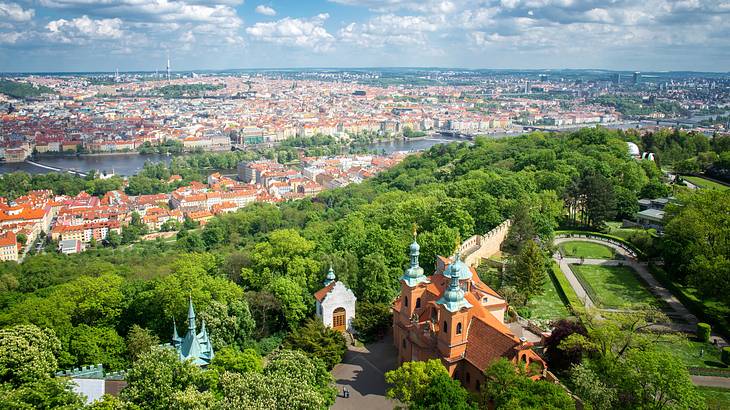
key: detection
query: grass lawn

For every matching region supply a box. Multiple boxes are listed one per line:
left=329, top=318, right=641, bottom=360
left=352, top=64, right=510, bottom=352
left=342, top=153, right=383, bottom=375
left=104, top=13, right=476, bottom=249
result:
left=570, top=264, right=657, bottom=308
left=560, top=241, right=615, bottom=259
left=699, top=387, right=730, bottom=410
left=525, top=266, right=571, bottom=321
left=684, top=175, right=730, bottom=191
left=551, top=261, right=582, bottom=310
left=605, top=221, right=656, bottom=241
left=653, top=337, right=727, bottom=369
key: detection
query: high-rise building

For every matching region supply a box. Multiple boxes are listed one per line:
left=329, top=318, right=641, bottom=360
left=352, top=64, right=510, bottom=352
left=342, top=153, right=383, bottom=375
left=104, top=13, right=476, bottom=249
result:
left=633, top=71, right=641, bottom=85
left=166, top=54, right=171, bottom=82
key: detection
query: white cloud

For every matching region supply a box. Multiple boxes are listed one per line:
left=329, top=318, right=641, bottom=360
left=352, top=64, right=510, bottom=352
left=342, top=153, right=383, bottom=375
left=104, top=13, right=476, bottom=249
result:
left=255, top=4, right=276, bottom=16
left=339, top=14, right=440, bottom=47
left=0, top=2, right=34, bottom=22
left=246, top=13, right=334, bottom=51
left=46, top=15, right=124, bottom=43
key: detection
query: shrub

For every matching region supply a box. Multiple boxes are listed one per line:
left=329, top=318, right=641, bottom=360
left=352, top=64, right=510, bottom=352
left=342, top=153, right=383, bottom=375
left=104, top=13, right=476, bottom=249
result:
left=697, top=323, right=711, bottom=342
left=351, top=302, right=392, bottom=343
left=722, top=347, right=730, bottom=365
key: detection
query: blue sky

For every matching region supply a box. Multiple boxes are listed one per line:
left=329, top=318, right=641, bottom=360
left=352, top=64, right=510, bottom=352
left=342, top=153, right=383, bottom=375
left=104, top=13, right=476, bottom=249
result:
left=0, top=0, right=728, bottom=72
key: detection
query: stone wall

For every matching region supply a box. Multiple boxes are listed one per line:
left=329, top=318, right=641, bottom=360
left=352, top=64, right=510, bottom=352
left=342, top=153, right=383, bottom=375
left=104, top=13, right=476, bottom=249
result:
left=459, top=220, right=511, bottom=267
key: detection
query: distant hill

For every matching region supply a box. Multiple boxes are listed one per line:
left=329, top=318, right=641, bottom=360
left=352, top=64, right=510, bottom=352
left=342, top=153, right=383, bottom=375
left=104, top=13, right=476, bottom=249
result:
left=0, top=79, right=55, bottom=99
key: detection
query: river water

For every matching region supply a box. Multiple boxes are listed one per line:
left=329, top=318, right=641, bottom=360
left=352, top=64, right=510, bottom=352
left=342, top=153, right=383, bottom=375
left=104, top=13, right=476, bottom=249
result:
left=0, top=138, right=455, bottom=176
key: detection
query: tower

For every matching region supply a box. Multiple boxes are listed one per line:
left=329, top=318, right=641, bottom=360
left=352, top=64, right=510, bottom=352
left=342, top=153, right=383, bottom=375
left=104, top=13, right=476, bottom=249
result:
left=166, top=53, right=171, bottom=82
left=436, top=266, right=472, bottom=360
left=399, top=230, right=429, bottom=320
left=171, top=297, right=214, bottom=366
left=324, top=264, right=336, bottom=286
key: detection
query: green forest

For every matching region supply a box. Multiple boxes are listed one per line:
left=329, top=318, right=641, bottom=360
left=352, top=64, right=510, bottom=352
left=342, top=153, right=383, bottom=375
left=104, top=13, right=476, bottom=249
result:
left=1, top=127, right=729, bottom=409
left=0, top=80, right=56, bottom=99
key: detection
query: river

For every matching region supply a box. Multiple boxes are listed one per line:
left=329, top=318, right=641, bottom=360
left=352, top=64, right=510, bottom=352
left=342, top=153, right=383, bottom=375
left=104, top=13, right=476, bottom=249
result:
left=0, top=138, right=456, bottom=177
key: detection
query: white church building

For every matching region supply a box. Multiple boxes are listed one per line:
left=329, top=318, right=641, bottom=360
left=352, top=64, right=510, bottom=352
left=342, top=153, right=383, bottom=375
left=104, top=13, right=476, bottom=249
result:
left=314, top=266, right=356, bottom=332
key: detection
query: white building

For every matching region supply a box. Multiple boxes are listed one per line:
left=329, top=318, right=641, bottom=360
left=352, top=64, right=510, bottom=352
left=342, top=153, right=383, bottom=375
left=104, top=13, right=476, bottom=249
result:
left=314, top=266, right=356, bottom=333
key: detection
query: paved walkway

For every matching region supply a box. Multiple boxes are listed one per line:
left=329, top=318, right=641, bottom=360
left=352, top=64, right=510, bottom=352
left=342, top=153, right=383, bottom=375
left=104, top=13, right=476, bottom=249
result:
left=553, top=236, right=727, bottom=348
left=691, top=375, right=730, bottom=388
left=331, top=336, right=399, bottom=410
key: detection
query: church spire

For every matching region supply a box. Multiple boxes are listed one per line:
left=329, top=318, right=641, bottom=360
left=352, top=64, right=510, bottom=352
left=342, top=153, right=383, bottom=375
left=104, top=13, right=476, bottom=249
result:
left=400, top=227, right=428, bottom=287
left=187, top=296, right=196, bottom=332
left=324, top=264, right=336, bottom=286
left=172, top=316, right=181, bottom=345
left=436, top=266, right=472, bottom=312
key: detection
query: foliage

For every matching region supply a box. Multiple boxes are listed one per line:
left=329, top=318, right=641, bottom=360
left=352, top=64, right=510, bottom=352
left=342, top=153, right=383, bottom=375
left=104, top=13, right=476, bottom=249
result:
left=385, top=359, right=451, bottom=405
left=0, top=79, right=55, bottom=99
left=413, top=371, right=474, bottom=410
left=283, top=318, right=346, bottom=370
left=121, top=347, right=210, bottom=410
left=126, top=325, right=160, bottom=362
left=697, top=323, right=712, bottom=343
left=351, top=302, right=392, bottom=343
left=210, top=346, right=262, bottom=374
left=505, top=240, right=548, bottom=304
left=663, top=189, right=730, bottom=306
left=480, top=358, right=574, bottom=409
left=0, top=325, right=60, bottom=386
left=544, top=319, right=588, bottom=373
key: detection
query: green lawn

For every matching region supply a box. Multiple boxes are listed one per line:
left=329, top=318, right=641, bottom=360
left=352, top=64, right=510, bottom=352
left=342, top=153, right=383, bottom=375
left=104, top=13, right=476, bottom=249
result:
left=560, top=241, right=615, bottom=259
left=570, top=264, right=657, bottom=308
left=699, top=387, right=730, bottom=410
left=653, top=337, right=727, bottom=369
left=684, top=175, right=730, bottom=191
left=525, top=266, right=571, bottom=321
left=551, top=261, right=583, bottom=310
left=605, top=221, right=656, bottom=241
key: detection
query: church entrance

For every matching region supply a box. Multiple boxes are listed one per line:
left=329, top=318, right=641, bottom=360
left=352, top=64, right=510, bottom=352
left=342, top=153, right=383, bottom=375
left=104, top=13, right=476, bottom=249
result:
left=332, top=307, right=346, bottom=332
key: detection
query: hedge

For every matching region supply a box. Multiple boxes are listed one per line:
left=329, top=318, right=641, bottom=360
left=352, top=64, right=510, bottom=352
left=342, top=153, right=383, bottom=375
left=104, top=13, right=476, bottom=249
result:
left=688, top=366, right=730, bottom=378
left=554, top=230, right=647, bottom=260
left=550, top=261, right=583, bottom=313
left=723, top=347, right=730, bottom=366
left=648, top=263, right=730, bottom=342
left=697, top=323, right=712, bottom=343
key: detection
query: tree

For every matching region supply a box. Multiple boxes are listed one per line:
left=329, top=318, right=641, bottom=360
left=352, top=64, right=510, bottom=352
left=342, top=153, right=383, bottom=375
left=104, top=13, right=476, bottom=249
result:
left=503, top=202, right=536, bottom=253
left=581, top=173, right=616, bottom=229
left=210, top=347, right=262, bottom=374
left=413, top=371, right=474, bottom=410
left=283, top=318, right=346, bottom=370
left=106, top=230, right=121, bottom=248
left=357, top=252, right=398, bottom=304
left=505, top=240, right=548, bottom=303
left=481, top=358, right=574, bottom=409
left=197, top=299, right=255, bottom=349
left=265, top=277, right=308, bottom=330
left=351, top=302, right=392, bottom=343
left=121, top=347, right=210, bottom=410
left=0, top=325, right=60, bottom=386
left=126, top=325, right=160, bottom=362
left=385, top=359, right=448, bottom=405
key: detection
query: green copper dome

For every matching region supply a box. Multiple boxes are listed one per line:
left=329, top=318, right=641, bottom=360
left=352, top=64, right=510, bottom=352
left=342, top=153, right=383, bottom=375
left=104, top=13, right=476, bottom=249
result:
left=400, top=234, right=428, bottom=287
left=324, top=265, right=336, bottom=286
left=437, top=267, right=472, bottom=312
left=444, top=252, right=471, bottom=281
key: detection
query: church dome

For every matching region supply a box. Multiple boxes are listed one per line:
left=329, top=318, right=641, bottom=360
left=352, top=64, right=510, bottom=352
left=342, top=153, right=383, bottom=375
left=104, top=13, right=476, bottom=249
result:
left=445, top=254, right=471, bottom=280
left=410, top=239, right=420, bottom=253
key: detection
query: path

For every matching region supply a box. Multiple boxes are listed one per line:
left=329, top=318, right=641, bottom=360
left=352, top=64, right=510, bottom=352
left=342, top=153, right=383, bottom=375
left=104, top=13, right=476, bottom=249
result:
left=553, top=236, right=727, bottom=348
left=691, top=375, right=730, bottom=389
left=331, top=335, right=399, bottom=410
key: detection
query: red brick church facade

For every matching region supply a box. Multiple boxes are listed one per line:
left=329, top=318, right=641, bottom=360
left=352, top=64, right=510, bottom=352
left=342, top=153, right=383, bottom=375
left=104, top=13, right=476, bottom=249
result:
left=393, top=235, right=546, bottom=391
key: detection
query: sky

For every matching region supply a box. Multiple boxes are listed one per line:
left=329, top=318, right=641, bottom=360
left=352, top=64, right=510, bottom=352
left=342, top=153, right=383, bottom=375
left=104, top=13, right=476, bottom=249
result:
left=0, top=0, right=728, bottom=72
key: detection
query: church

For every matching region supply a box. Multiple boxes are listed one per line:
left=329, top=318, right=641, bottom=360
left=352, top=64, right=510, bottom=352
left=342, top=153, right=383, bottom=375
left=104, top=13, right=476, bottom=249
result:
left=315, top=265, right=356, bottom=332
left=172, top=297, right=214, bottom=367
left=393, top=233, right=546, bottom=391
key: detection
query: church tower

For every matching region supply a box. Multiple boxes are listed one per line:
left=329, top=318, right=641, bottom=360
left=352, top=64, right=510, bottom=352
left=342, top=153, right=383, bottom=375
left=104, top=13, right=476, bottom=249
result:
left=399, top=230, right=429, bottom=321
left=436, top=257, right=472, bottom=363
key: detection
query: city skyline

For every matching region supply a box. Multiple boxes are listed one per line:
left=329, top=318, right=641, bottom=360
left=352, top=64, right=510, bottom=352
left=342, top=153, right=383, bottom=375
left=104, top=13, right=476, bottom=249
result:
left=0, top=0, right=729, bottom=72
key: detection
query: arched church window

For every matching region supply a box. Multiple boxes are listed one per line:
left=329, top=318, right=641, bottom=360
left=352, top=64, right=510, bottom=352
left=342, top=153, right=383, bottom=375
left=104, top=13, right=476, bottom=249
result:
left=415, top=298, right=421, bottom=308
left=443, top=321, right=448, bottom=333
left=466, top=371, right=471, bottom=384
left=405, top=296, right=409, bottom=307
left=456, top=322, right=462, bottom=335
left=402, top=338, right=406, bottom=348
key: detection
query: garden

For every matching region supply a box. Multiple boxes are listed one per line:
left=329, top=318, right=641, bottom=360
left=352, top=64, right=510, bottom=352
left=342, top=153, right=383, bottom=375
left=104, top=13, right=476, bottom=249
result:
left=559, top=241, right=616, bottom=259
left=569, top=264, right=657, bottom=309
